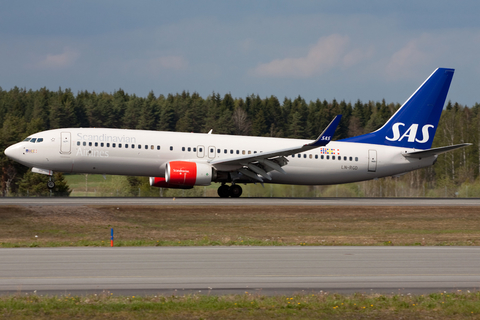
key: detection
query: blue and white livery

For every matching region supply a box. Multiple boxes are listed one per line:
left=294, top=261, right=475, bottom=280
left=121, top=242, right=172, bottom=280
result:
left=5, top=68, right=470, bottom=197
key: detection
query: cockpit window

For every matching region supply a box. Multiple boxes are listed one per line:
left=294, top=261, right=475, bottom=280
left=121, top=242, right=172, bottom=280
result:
left=23, top=138, right=31, bottom=142
left=36, top=138, right=43, bottom=143
left=30, top=138, right=37, bottom=143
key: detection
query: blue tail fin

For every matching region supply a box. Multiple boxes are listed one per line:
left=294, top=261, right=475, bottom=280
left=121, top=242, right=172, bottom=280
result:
left=340, top=68, right=454, bottom=149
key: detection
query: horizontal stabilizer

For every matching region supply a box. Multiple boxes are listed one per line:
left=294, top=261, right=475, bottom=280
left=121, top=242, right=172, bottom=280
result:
left=402, top=143, right=471, bottom=158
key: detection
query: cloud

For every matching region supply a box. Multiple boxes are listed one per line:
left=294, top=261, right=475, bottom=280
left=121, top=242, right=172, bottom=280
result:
left=251, top=34, right=351, bottom=78
left=34, top=47, right=80, bottom=70
left=385, top=38, right=429, bottom=80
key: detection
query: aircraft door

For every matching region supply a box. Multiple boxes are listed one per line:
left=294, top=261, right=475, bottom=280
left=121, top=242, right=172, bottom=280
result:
left=368, top=149, right=377, bottom=172
left=60, top=132, right=71, bottom=154
left=197, top=145, right=205, bottom=158
left=208, top=146, right=216, bottom=159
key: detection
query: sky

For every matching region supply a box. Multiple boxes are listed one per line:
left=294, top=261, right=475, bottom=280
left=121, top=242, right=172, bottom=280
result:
left=1, top=0, right=479, bottom=106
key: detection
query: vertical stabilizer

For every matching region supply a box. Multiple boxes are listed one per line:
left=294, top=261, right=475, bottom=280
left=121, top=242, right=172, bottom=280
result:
left=340, top=68, right=454, bottom=149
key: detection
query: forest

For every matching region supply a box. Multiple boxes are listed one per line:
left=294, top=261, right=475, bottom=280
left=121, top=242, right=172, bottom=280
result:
left=0, top=86, right=478, bottom=197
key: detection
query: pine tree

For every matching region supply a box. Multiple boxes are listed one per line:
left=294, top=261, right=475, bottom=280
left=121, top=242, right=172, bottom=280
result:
left=18, top=171, right=71, bottom=197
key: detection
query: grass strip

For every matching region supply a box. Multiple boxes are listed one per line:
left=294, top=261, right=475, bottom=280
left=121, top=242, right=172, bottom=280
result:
left=0, top=205, right=479, bottom=247
left=1, top=292, right=479, bottom=319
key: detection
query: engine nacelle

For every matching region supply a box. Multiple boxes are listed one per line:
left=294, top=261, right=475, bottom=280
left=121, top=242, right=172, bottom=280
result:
left=149, top=177, right=194, bottom=189
left=150, top=161, right=213, bottom=188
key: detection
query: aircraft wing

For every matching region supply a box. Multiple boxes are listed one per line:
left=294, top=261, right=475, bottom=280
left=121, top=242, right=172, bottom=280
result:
left=402, top=143, right=471, bottom=158
left=208, top=115, right=342, bottom=182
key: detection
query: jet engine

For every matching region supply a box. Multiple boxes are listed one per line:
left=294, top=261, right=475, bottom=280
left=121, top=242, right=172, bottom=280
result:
left=150, top=161, right=213, bottom=189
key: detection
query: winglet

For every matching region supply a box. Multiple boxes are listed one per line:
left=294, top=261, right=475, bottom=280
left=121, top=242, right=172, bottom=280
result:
left=307, top=115, right=342, bottom=147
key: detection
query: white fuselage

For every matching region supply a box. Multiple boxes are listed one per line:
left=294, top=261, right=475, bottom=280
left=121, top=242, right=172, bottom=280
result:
left=6, top=128, right=436, bottom=185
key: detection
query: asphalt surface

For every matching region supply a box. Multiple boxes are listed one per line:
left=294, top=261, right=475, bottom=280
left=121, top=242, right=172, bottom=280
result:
left=1, top=247, right=479, bottom=296
left=1, top=197, right=480, bottom=206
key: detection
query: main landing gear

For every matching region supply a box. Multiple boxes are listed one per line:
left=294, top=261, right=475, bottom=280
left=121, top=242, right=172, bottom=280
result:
left=217, top=184, right=242, bottom=198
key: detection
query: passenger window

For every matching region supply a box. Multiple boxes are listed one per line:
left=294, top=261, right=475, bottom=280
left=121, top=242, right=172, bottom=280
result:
left=107, top=143, right=110, bottom=147
left=254, top=151, right=257, bottom=154
left=37, top=138, right=43, bottom=143
left=112, top=143, right=116, bottom=148
left=236, top=150, right=239, bottom=154
left=83, top=141, right=86, bottom=146
left=332, top=156, right=335, bottom=160
left=182, top=147, right=185, bottom=151
left=349, top=156, right=352, bottom=161
left=170, top=146, right=173, bottom=151
left=30, top=138, right=37, bottom=143
left=217, top=149, right=220, bottom=153
left=230, top=150, right=233, bottom=154
left=224, top=149, right=227, bottom=154
left=95, top=142, right=98, bottom=147
left=315, top=155, right=318, bottom=159
left=211, top=148, right=214, bottom=153
left=157, top=146, right=161, bottom=150
left=248, top=151, right=251, bottom=154
left=309, top=154, right=312, bottom=159
left=119, top=144, right=122, bottom=148
left=125, top=144, right=128, bottom=148
left=242, top=150, right=245, bottom=155
left=193, top=147, right=196, bottom=152
left=101, top=143, right=104, bottom=147
left=355, top=157, right=358, bottom=161
left=89, top=142, right=92, bottom=147
left=303, top=154, right=306, bottom=158
left=145, top=145, right=148, bottom=149
left=321, top=155, right=324, bottom=159
left=150, top=145, right=153, bottom=150
left=199, top=147, right=202, bottom=152
left=338, top=157, right=341, bottom=161
left=297, top=154, right=301, bottom=158
left=131, top=144, right=135, bottom=149
left=138, top=145, right=141, bottom=149
left=292, top=155, right=295, bottom=158
left=77, top=141, right=80, bottom=146
left=188, top=147, right=191, bottom=152
left=326, top=155, right=330, bottom=160
left=344, top=156, right=347, bottom=161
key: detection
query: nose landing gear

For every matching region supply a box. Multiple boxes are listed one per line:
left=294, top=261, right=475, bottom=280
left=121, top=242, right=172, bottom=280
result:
left=47, top=176, right=55, bottom=189
left=217, top=184, right=243, bottom=198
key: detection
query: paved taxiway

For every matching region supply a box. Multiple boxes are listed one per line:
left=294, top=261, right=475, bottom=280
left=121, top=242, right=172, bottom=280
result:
left=1, top=197, right=480, bottom=206
left=1, top=247, right=479, bottom=296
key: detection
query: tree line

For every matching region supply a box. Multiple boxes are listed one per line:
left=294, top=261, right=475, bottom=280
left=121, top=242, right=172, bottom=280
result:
left=0, top=86, right=478, bottom=196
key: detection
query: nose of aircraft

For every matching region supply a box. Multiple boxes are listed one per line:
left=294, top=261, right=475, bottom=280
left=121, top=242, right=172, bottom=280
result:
left=4, top=144, right=19, bottom=160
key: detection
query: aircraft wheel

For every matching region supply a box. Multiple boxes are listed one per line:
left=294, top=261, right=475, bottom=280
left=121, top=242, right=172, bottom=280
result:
left=217, top=185, right=230, bottom=198
left=229, top=185, right=242, bottom=198
left=47, top=181, right=55, bottom=189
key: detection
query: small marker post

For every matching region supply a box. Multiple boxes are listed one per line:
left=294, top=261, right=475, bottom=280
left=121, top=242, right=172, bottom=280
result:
left=110, top=228, right=114, bottom=247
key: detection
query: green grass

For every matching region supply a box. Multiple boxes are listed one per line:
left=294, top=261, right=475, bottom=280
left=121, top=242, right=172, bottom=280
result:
left=1, top=292, right=479, bottom=319
left=65, top=174, right=122, bottom=197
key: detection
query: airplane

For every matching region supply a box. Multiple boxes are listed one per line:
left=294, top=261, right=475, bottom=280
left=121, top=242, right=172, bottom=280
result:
left=4, top=68, right=471, bottom=197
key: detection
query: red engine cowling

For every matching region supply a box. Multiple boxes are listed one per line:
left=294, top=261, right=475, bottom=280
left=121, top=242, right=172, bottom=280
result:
left=149, top=177, right=194, bottom=189
left=150, top=161, right=213, bottom=188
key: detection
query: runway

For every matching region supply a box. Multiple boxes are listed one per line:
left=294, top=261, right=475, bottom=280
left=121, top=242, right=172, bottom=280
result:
left=1, top=197, right=480, bottom=206
left=1, top=247, right=479, bottom=296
